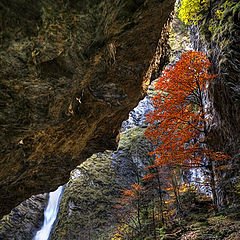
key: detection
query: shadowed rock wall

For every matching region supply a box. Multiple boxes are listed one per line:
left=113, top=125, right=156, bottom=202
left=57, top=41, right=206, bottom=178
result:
left=0, top=0, right=175, bottom=217
left=51, top=94, right=155, bottom=240
left=191, top=0, right=240, bottom=205
left=0, top=193, right=48, bottom=240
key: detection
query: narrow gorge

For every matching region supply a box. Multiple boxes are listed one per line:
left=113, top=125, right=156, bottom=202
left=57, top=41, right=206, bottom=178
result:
left=0, top=0, right=240, bottom=239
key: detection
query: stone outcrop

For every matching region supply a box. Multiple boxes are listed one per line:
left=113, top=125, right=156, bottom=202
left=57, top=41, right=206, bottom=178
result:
left=51, top=152, right=119, bottom=240
left=0, top=193, right=48, bottom=240
left=51, top=94, right=155, bottom=240
left=0, top=0, right=175, bottom=217
left=0, top=92, right=154, bottom=240
left=191, top=0, right=240, bottom=205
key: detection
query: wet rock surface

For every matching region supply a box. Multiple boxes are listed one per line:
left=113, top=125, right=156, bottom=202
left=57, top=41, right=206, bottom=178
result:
left=0, top=193, right=48, bottom=240
left=50, top=152, right=119, bottom=240
left=0, top=0, right=175, bottom=217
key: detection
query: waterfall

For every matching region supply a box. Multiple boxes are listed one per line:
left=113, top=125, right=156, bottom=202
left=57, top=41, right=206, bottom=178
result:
left=33, top=186, right=64, bottom=240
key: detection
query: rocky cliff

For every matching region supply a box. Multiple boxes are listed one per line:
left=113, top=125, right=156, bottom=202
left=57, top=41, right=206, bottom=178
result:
left=0, top=193, right=48, bottom=240
left=0, top=0, right=175, bottom=217
left=190, top=0, right=240, bottom=205
left=51, top=92, right=155, bottom=240
left=51, top=152, right=119, bottom=240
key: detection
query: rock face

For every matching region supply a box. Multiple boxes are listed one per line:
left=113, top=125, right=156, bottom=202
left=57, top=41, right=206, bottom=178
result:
left=121, top=96, right=154, bottom=131
left=51, top=152, right=120, bottom=240
left=192, top=0, right=240, bottom=205
left=0, top=193, right=48, bottom=240
left=0, top=0, right=175, bottom=217
left=51, top=93, right=155, bottom=240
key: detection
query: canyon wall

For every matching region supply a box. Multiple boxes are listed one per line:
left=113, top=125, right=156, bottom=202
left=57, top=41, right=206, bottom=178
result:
left=191, top=0, right=240, bottom=205
left=0, top=0, right=175, bottom=217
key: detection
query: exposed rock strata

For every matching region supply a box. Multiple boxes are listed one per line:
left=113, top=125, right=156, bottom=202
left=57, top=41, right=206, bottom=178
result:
left=51, top=152, right=119, bottom=240
left=0, top=193, right=48, bottom=240
left=0, top=0, right=175, bottom=217
left=192, top=0, right=240, bottom=205
left=51, top=95, right=154, bottom=240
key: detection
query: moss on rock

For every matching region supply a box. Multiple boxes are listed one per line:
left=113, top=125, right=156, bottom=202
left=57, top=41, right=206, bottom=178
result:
left=51, top=151, right=121, bottom=240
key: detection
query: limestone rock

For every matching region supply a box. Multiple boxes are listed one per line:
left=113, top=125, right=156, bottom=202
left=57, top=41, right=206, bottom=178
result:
left=51, top=93, right=155, bottom=239
left=192, top=0, right=240, bottom=205
left=0, top=0, right=175, bottom=217
left=0, top=194, right=48, bottom=240
left=121, top=96, right=154, bottom=131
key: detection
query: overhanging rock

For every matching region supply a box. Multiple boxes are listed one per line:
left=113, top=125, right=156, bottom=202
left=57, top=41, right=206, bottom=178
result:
left=0, top=0, right=175, bottom=217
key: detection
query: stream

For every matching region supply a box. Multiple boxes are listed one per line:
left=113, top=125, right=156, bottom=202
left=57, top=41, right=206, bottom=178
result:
left=33, top=185, right=64, bottom=240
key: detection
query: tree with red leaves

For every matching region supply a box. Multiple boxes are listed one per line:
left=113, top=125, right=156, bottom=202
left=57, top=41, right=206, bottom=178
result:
left=145, top=51, right=228, bottom=209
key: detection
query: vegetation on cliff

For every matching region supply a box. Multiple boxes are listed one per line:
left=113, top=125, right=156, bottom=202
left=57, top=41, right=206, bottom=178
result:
left=109, top=0, right=240, bottom=238
left=110, top=51, right=238, bottom=240
left=178, top=0, right=209, bottom=25
left=0, top=1, right=239, bottom=240
left=51, top=152, right=120, bottom=240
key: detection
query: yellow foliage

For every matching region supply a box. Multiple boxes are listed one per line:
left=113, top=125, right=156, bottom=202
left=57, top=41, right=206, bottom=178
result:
left=216, top=9, right=224, bottom=19
left=111, top=232, right=122, bottom=240
left=168, top=209, right=176, bottom=216
left=111, top=223, right=133, bottom=240
left=215, top=0, right=235, bottom=20
left=179, top=183, right=190, bottom=193
left=236, top=181, right=240, bottom=195
left=178, top=0, right=209, bottom=25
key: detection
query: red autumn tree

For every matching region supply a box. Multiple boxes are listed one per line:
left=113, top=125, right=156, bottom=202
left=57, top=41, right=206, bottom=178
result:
left=145, top=50, right=228, bottom=208
left=114, top=183, right=144, bottom=239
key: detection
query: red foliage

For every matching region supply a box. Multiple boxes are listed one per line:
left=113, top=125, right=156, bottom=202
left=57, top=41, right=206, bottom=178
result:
left=122, top=183, right=143, bottom=200
left=145, top=51, right=223, bottom=168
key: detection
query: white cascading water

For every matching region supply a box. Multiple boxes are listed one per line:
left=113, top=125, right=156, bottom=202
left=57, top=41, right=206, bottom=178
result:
left=33, top=185, right=64, bottom=240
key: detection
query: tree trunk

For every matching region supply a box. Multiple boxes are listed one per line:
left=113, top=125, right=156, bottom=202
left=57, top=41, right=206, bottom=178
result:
left=152, top=200, right=157, bottom=240
left=208, top=159, right=218, bottom=211
left=157, top=172, right=165, bottom=225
